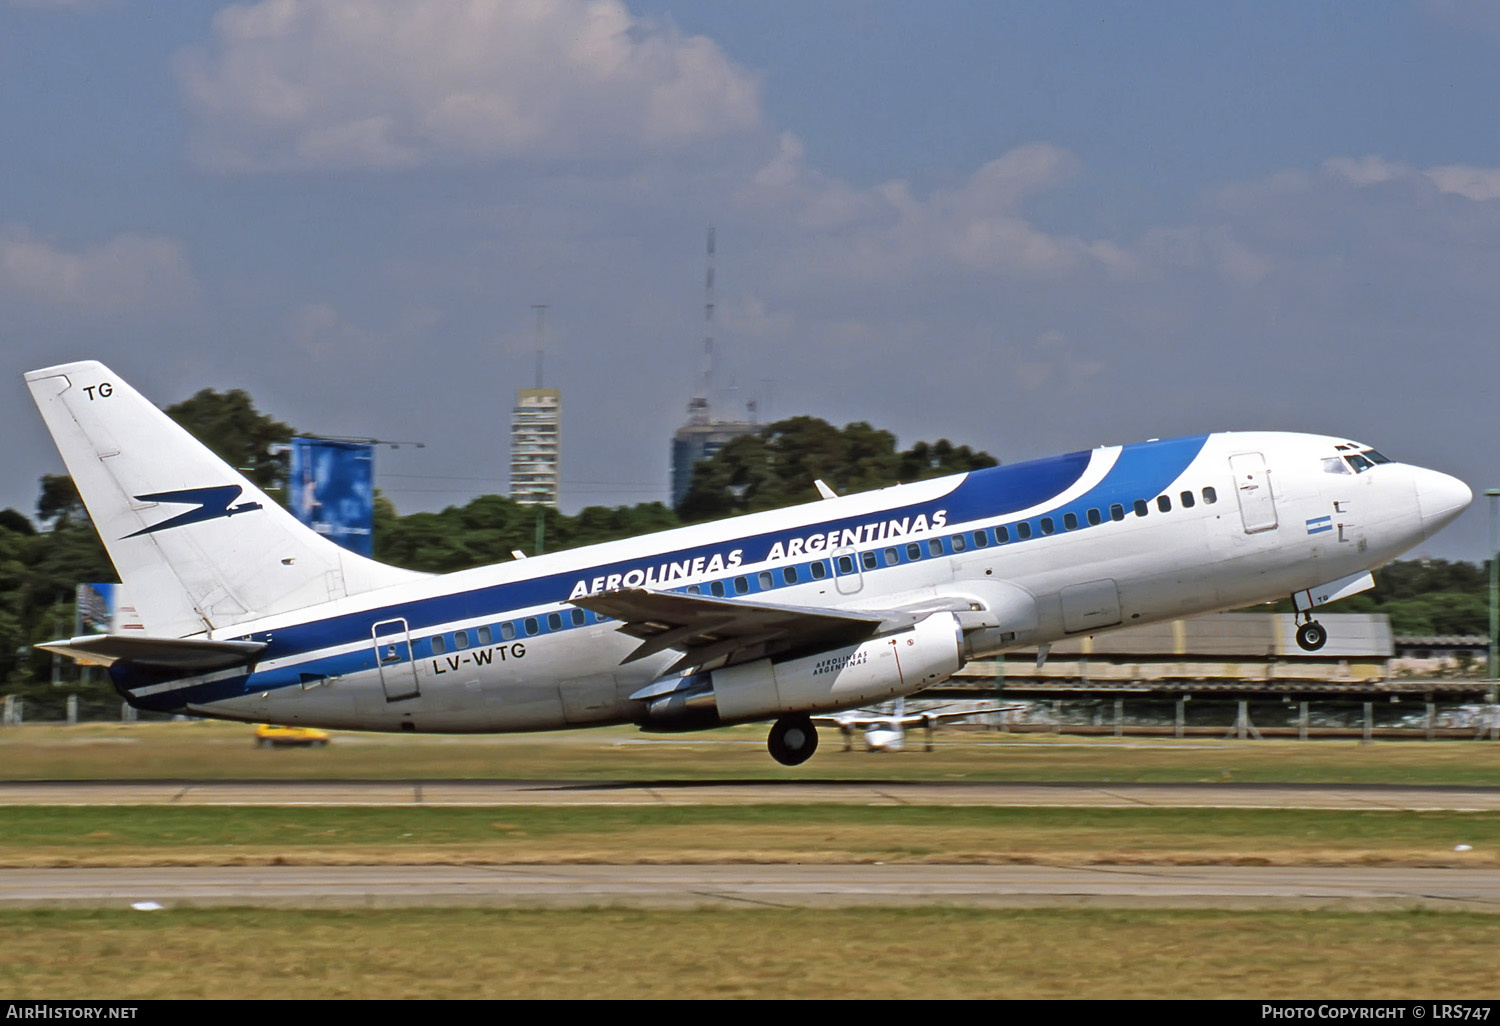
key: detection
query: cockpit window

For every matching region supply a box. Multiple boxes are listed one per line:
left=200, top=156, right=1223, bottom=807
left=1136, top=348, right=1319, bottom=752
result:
left=1363, top=449, right=1391, bottom=464
left=1344, top=453, right=1374, bottom=473
left=1322, top=457, right=1351, bottom=475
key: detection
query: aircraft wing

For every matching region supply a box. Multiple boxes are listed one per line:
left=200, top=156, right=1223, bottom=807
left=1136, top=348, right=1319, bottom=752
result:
left=570, top=588, right=930, bottom=674
left=897, top=703, right=1020, bottom=725
left=812, top=704, right=1019, bottom=730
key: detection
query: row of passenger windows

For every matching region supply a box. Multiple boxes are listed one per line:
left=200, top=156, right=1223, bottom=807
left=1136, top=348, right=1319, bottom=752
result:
left=429, top=606, right=595, bottom=654
left=424, top=484, right=1220, bottom=653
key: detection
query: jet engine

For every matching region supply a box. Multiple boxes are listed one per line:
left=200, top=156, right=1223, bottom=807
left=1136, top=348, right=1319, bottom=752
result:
left=637, top=611, right=965, bottom=732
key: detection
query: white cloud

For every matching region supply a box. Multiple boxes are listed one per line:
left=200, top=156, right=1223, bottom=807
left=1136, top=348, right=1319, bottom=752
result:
left=0, top=228, right=197, bottom=314
left=1322, top=155, right=1408, bottom=187
left=1138, top=225, right=1274, bottom=286
left=1425, top=164, right=1500, bottom=202
left=177, top=0, right=763, bottom=171
left=739, top=138, right=1117, bottom=281
left=1006, top=330, right=1106, bottom=394
left=1323, top=155, right=1500, bottom=203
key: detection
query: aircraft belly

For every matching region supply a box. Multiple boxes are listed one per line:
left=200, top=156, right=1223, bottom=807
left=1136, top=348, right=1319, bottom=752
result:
left=559, top=674, right=624, bottom=726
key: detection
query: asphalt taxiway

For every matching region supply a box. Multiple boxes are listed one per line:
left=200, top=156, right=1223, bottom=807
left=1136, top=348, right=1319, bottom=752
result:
left=5, top=863, right=1500, bottom=912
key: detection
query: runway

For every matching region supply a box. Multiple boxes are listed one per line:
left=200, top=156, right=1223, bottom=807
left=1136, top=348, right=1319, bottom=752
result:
left=5, top=863, right=1500, bottom=912
left=2, top=778, right=1500, bottom=810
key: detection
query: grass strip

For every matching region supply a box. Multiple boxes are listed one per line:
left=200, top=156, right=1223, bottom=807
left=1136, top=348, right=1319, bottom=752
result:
left=3, top=905, right=1499, bottom=999
left=2, top=805, right=1497, bottom=866
left=7, top=722, right=1500, bottom=784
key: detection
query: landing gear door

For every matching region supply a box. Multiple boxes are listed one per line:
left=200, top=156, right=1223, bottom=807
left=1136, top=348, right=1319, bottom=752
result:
left=373, top=618, right=420, bottom=702
left=1229, top=452, right=1278, bottom=534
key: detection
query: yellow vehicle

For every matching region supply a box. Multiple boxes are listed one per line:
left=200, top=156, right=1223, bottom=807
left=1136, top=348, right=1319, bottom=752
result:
left=255, top=724, right=331, bottom=748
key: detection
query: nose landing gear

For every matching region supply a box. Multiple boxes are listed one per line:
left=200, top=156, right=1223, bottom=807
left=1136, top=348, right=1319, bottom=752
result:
left=1295, top=618, right=1327, bottom=652
left=768, top=714, right=819, bottom=766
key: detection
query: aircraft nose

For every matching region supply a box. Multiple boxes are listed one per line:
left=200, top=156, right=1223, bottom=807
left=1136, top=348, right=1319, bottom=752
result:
left=1412, top=467, right=1473, bottom=539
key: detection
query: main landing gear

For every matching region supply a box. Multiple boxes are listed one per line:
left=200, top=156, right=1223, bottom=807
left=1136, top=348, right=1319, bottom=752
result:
left=768, top=714, right=819, bottom=766
left=1295, top=617, right=1327, bottom=652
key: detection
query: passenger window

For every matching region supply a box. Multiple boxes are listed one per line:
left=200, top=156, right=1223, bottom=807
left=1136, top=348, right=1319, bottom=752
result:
left=884, top=547, right=899, bottom=564
left=524, top=617, right=538, bottom=636
left=1180, top=491, right=1195, bottom=509
left=1087, top=508, right=1101, bottom=526
left=734, top=576, right=749, bottom=594
left=1040, top=517, right=1055, bottom=535
left=711, top=580, right=726, bottom=597
left=759, top=571, right=773, bottom=590
left=907, top=543, right=921, bottom=560
left=973, top=531, right=989, bottom=548
left=1133, top=499, right=1149, bottom=517
left=862, top=551, right=878, bottom=570
left=928, top=539, right=942, bottom=556
left=547, top=612, right=562, bottom=631
left=1017, top=522, right=1032, bottom=540
left=431, top=636, right=446, bottom=656
left=1157, top=495, right=1171, bottom=513
left=1064, top=512, right=1078, bottom=530
left=951, top=535, right=966, bottom=552
left=783, top=566, right=799, bottom=585
left=836, top=555, right=855, bottom=575
left=455, top=630, right=470, bottom=650
left=501, top=622, right=515, bottom=641
left=571, top=609, right=584, bottom=627
left=1202, top=486, right=1217, bottom=504
left=810, top=560, right=827, bottom=580
left=477, top=626, right=492, bottom=645
left=1110, top=504, right=1125, bottom=522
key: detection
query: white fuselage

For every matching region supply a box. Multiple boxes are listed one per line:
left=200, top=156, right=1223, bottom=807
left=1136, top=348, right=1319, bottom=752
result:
left=115, top=431, right=1469, bottom=734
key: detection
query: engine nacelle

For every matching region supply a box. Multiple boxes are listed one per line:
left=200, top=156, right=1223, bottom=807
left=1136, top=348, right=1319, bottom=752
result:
left=640, top=612, right=965, bottom=729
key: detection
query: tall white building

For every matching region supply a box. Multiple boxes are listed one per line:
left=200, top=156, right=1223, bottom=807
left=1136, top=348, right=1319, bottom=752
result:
left=510, top=387, right=560, bottom=506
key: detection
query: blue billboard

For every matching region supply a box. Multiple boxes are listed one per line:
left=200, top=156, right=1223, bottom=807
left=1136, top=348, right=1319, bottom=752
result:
left=289, top=437, right=375, bottom=556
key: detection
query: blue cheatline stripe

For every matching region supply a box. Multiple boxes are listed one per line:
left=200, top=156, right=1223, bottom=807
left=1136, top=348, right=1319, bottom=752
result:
left=118, top=434, right=1210, bottom=708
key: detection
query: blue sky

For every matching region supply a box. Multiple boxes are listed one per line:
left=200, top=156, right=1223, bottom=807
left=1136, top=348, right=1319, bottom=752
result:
left=3, top=0, right=1499, bottom=559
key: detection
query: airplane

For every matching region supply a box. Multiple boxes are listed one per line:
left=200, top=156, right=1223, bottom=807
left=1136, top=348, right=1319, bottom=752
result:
left=25, top=360, right=1472, bottom=766
left=813, top=697, right=1018, bottom=752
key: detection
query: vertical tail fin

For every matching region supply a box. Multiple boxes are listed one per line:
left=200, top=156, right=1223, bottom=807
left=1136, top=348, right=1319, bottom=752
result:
left=25, top=361, right=424, bottom=638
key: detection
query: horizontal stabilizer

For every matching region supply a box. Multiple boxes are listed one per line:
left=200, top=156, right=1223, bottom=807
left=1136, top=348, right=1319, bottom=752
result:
left=37, top=634, right=266, bottom=670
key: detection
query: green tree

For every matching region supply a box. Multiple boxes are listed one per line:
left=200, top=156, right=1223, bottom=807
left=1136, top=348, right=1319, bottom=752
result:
left=676, top=416, right=998, bottom=521
left=35, top=475, right=86, bottom=528
left=1274, top=559, right=1490, bottom=635
left=163, top=388, right=296, bottom=495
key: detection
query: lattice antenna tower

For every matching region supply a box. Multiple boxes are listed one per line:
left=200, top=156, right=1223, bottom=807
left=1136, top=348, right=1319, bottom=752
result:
left=532, top=304, right=547, bottom=389
left=703, top=226, right=716, bottom=412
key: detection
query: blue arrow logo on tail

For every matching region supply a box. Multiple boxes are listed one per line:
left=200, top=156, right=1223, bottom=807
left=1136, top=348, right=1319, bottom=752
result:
left=125, top=485, right=264, bottom=538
